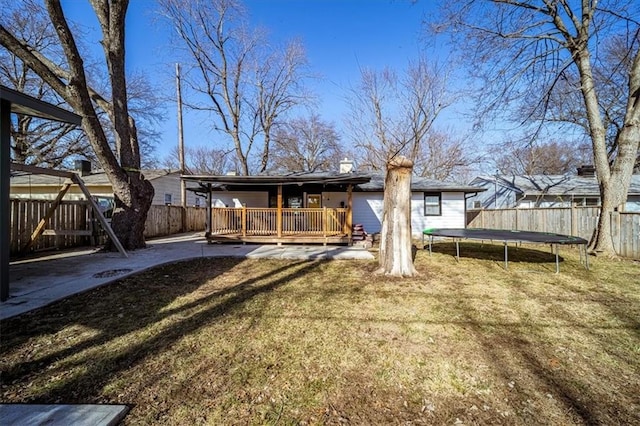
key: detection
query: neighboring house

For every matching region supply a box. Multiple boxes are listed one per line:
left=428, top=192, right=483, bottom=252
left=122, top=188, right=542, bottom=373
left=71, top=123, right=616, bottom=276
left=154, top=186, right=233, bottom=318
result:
left=467, top=167, right=640, bottom=212
left=10, top=164, right=200, bottom=208
left=183, top=168, right=485, bottom=244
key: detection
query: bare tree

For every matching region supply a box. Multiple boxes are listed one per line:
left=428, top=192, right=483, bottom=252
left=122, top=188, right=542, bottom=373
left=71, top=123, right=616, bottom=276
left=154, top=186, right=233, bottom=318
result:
left=1, top=0, right=154, bottom=250
left=413, top=130, right=482, bottom=182
left=346, top=58, right=452, bottom=171
left=433, top=0, right=640, bottom=256
left=0, top=1, right=91, bottom=168
left=1, top=0, right=163, bottom=170
left=159, top=0, right=310, bottom=175
left=491, top=140, right=591, bottom=176
left=377, top=156, right=418, bottom=277
left=269, top=114, right=344, bottom=172
left=162, top=145, right=235, bottom=175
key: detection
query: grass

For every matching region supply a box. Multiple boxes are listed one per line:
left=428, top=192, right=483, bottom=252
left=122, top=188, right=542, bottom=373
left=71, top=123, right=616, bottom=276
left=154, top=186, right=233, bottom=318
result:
left=1, top=242, right=639, bottom=425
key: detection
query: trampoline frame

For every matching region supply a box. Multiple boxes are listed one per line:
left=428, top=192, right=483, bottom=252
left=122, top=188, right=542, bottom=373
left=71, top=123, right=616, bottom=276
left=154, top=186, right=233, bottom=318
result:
left=422, top=228, right=590, bottom=273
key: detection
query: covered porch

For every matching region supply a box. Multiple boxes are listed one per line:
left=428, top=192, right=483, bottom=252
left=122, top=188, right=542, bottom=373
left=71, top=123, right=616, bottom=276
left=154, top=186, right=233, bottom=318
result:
left=182, top=172, right=371, bottom=245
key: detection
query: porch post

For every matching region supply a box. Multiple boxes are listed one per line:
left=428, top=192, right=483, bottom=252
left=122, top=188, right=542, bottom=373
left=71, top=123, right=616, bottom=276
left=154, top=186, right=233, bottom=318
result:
left=277, top=185, right=282, bottom=239
left=347, top=184, right=353, bottom=242
left=205, top=183, right=212, bottom=237
left=1, top=99, right=10, bottom=301
left=241, top=205, right=247, bottom=237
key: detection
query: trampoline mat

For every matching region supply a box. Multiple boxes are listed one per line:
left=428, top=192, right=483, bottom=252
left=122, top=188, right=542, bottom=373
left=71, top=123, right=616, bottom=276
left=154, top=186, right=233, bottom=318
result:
left=423, top=228, right=588, bottom=245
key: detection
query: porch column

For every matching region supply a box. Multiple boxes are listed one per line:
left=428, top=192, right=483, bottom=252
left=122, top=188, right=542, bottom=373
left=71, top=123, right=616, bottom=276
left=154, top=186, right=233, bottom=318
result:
left=347, top=184, right=353, bottom=242
left=205, top=183, right=212, bottom=237
left=277, top=185, right=282, bottom=239
left=1, top=99, right=10, bottom=301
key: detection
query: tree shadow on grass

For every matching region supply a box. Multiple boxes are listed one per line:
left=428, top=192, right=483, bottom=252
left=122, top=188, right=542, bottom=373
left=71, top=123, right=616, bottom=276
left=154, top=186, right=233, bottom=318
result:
left=0, top=256, right=329, bottom=404
left=428, top=241, right=565, bottom=265
left=453, top=281, right=640, bottom=425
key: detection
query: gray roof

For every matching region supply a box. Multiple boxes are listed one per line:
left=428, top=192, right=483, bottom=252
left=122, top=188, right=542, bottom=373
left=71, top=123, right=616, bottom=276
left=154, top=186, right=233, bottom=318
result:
left=469, top=174, right=640, bottom=196
left=357, top=173, right=485, bottom=193
left=10, top=169, right=178, bottom=187
left=183, top=171, right=485, bottom=193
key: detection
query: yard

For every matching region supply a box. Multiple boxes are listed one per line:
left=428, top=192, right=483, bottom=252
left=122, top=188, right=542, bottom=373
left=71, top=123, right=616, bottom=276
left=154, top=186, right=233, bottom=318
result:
left=1, top=244, right=639, bottom=425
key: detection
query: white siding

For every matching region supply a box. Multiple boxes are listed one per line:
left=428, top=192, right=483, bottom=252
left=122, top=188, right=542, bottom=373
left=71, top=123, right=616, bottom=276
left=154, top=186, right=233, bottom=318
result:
left=151, top=175, right=199, bottom=206
left=354, top=191, right=467, bottom=237
left=352, top=193, right=384, bottom=234
left=411, top=192, right=466, bottom=236
left=211, top=191, right=268, bottom=208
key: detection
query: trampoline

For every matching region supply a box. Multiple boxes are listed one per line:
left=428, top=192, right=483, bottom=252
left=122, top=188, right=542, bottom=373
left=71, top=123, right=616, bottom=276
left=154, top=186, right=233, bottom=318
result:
left=422, top=228, right=589, bottom=273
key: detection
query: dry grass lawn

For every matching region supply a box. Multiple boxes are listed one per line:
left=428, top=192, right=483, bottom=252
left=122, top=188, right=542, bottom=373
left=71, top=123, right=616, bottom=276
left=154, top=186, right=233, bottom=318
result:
left=1, top=242, right=639, bottom=425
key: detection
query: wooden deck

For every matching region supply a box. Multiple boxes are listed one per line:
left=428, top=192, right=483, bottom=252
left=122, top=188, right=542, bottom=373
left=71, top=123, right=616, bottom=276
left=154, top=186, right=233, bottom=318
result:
left=206, top=232, right=351, bottom=245
left=206, top=207, right=352, bottom=245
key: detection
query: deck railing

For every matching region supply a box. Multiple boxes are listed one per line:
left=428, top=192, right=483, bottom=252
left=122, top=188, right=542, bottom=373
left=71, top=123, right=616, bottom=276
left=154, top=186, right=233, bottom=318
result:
left=210, top=207, right=348, bottom=237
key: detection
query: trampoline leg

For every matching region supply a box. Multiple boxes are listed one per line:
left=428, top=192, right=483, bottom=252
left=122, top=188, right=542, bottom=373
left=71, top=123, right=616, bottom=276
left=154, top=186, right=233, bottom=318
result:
left=504, top=242, right=508, bottom=270
left=429, top=235, right=433, bottom=257
left=455, top=240, right=460, bottom=262
left=584, top=245, right=590, bottom=270
left=555, top=244, right=559, bottom=274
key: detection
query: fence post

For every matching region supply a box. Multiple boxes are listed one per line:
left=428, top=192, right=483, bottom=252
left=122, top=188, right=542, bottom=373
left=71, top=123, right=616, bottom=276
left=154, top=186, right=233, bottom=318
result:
left=571, top=202, right=577, bottom=236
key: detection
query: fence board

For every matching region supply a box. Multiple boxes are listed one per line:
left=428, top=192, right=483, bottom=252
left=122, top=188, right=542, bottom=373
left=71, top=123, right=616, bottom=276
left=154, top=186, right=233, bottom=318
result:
left=10, top=200, right=207, bottom=257
left=467, top=207, right=640, bottom=260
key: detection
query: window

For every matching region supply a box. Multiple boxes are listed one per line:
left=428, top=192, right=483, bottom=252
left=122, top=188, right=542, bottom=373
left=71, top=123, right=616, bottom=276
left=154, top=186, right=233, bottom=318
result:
left=424, top=193, right=441, bottom=216
left=164, top=193, right=172, bottom=205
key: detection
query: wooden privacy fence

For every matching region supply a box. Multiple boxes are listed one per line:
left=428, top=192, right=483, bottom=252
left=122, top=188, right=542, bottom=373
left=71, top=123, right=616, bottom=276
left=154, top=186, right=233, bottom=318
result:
left=10, top=198, right=95, bottom=255
left=466, top=207, right=640, bottom=259
left=9, top=199, right=207, bottom=256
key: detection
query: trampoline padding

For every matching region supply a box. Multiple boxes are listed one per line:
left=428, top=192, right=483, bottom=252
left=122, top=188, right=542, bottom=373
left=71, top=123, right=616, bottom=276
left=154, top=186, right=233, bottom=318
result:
left=422, top=228, right=588, bottom=245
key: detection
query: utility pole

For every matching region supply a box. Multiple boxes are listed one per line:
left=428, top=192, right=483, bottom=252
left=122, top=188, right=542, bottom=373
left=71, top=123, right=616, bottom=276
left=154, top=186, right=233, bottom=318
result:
left=176, top=64, right=187, bottom=232
left=176, top=63, right=186, bottom=208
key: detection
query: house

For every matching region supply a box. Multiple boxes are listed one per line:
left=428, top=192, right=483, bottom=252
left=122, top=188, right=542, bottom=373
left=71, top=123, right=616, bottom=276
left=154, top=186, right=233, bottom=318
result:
left=466, top=167, right=640, bottom=212
left=183, top=168, right=485, bottom=244
left=10, top=162, right=200, bottom=209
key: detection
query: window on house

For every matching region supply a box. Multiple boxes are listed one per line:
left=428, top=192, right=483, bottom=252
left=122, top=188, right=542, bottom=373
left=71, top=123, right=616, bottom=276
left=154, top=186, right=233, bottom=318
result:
left=584, top=197, right=599, bottom=207
left=195, top=197, right=201, bottom=207
left=424, top=193, right=441, bottom=216
left=164, top=193, right=172, bottom=205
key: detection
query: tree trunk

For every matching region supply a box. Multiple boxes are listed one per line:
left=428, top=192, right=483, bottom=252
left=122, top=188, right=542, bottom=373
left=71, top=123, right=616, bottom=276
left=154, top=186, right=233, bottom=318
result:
left=376, top=156, right=418, bottom=277
left=108, top=172, right=154, bottom=250
left=574, top=46, right=640, bottom=257
left=590, top=122, right=640, bottom=255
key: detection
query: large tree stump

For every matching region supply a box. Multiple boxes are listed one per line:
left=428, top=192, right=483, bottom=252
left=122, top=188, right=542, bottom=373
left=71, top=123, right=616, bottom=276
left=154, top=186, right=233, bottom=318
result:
left=376, top=156, right=418, bottom=277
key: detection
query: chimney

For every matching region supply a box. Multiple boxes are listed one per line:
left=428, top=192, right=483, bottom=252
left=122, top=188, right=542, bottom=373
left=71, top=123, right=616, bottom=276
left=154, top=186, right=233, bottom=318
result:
left=339, top=158, right=354, bottom=174
left=74, top=159, right=91, bottom=177
left=576, top=165, right=596, bottom=177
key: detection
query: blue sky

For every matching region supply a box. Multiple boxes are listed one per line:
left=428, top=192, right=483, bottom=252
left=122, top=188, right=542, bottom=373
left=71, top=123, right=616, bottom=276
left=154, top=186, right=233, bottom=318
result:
left=61, top=0, right=462, bottom=162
